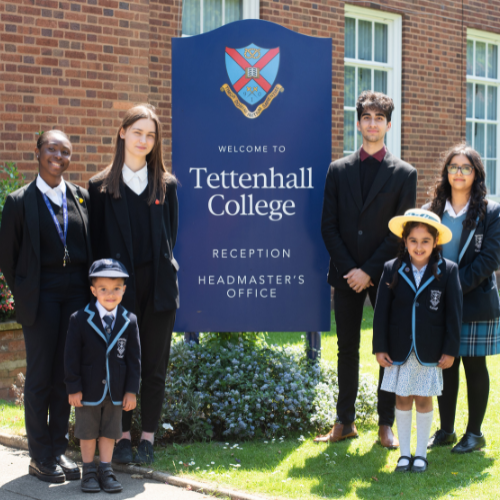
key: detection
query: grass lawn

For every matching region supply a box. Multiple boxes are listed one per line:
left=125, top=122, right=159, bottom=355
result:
left=0, top=399, right=25, bottom=435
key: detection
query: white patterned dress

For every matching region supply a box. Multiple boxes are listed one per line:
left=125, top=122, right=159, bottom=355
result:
left=381, top=264, right=444, bottom=397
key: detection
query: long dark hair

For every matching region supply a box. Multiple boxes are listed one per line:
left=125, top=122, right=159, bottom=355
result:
left=389, top=221, right=442, bottom=289
left=94, top=104, right=175, bottom=205
left=429, top=144, right=487, bottom=230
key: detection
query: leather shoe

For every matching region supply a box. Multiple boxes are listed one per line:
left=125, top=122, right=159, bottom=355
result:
left=313, top=422, right=358, bottom=443
left=112, top=439, right=133, bottom=464
left=29, top=457, right=65, bottom=483
left=428, top=429, right=457, bottom=448
left=410, top=456, right=428, bottom=473
left=379, top=425, right=399, bottom=449
left=81, top=463, right=100, bottom=493
left=451, top=432, right=486, bottom=453
left=98, top=464, right=123, bottom=493
left=134, top=439, right=155, bottom=464
left=56, top=454, right=80, bottom=480
left=394, top=456, right=412, bottom=472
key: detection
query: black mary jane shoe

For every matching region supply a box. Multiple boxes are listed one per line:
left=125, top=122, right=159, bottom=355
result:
left=394, top=456, right=413, bottom=473
left=427, top=429, right=457, bottom=448
left=134, top=439, right=155, bottom=464
left=451, top=432, right=486, bottom=454
left=98, top=464, right=123, bottom=493
left=410, top=456, right=428, bottom=473
left=29, top=457, right=65, bottom=483
left=56, top=454, right=81, bottom=480
left=112, top=439, right=133, bottom=464
left=81, top=463, right=100, bottom=493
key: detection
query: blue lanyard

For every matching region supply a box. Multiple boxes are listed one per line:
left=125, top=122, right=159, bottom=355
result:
left=42, top=189, right=71, bottom=267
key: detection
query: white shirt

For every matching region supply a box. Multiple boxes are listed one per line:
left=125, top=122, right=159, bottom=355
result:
left=411, top=263, right=428, bottom=288
left=122, top=163, right=148, bottom=195
left=36, top=174, right=66, bottom=207
left=444, top=198, right=470, bottom=218
left=95, top=301, right=117, bottom=331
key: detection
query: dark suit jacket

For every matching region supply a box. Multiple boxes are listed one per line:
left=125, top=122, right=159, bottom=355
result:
left=373, top=254, right=462, bottom=365
left=88, top=173, right=179, bottom=313
left=321, top=150, right=417, bottom=289
left=423, top=200, right=500, bottom=322
left=64, top=301, right=141, bottom=405
left=0, top=180, right=92, bottom=326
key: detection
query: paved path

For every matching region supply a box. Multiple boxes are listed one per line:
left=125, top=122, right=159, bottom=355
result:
left=0, top=444, right=210, bottom=500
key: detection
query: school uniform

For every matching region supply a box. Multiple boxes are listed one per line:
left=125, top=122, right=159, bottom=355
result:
left=64, top=301, right=141, bottom=440
left=373, top=254, right=463, bottom=395
left=88, top=165, right=178, bottom=433
left=0, top=176, right=92, bottom=460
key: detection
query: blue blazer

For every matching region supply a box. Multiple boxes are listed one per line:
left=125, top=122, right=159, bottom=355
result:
left=64, top=301, right=141, bottom=406
left=373, top=254, right=462, bottom=366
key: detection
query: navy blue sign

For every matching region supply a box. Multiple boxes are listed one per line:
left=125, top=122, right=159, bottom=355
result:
left=172, top=20, right=332, bottom=332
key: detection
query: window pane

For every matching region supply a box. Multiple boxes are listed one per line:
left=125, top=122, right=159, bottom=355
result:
left=374, top=70, right=387, bottom=93
left=476, top=41, right=486, bottom=77
left=358, top=20, right=372, bottom=61
left=204, top=0, right=222, bottom=33
left=344, top=66, right=355, bottom=106
left=475, top=122, right=485, bottom=156
left=358, top=67, right=371, bottom=94
left=374, top=23, right=388, bottom=63
left=344, top=110, right=355, bottom=152
left=466, top=83, right=473, bottom=118
left=475, top=84, right=485, bottom=119
left=466, top=121, right=473, bottom=146
left=487, top=86, right=497, bottom=120
left=487, top=160, right=496, bottom=195
left=182, top=0, right=201, bottom=35
left=487, top=124, right=497, bottom=158
left=357, top=128, right=362, bottom=150
left=467, top=40, right=474, bottom=75
left=488, top=44, right=498, bottom=79
left=225, top=0, right=242, bottom=24
left=345, top=18, right=355, bottom=59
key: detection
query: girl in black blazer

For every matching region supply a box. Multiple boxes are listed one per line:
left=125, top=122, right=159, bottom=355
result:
left=426, top=144, right=500, bottom=453
left=0, top=130, right=92, bottom=483
left=88, top=104, right=178, bottom=465
left=373, top=210, right=462, bottom=473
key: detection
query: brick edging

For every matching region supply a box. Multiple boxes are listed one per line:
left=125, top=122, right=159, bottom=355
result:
left=0, top=432, right=269, bottom=500
left=0, top=322, right=22, bottom=332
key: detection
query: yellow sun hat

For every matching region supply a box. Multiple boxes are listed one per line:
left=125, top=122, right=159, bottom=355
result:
left=388, top=209, right=453, bottom=245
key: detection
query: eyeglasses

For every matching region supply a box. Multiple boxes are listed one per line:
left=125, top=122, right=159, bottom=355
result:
left=447, top=164, right=474, bottom=176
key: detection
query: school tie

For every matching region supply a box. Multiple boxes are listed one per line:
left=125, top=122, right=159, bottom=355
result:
left=102, top=314, right=114, bottom=343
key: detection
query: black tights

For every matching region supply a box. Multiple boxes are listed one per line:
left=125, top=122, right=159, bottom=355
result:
left=437, top=356, right=489, bottom=436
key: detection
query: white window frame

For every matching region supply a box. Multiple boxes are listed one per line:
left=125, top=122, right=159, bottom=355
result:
left=182, top=0, right=259, bottom=37
left=466, top=28, right=500, bottom=198
left=344, top=5, right=402, bottom=158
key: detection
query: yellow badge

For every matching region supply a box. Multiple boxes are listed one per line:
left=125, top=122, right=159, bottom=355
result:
left=79, top=198, right=84, bottom=204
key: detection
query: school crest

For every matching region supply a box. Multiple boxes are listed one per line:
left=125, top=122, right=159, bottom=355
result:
left=429, top=290, right=442, bottom=311
left=117, top=338, right=127, bottom=359
left=221, top=44, right=284, bottom=119
left=475, top=234, right=483, bottom=252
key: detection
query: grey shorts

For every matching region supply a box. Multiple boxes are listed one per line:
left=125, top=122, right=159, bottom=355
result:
left=75, top=396, right=122, bottom=440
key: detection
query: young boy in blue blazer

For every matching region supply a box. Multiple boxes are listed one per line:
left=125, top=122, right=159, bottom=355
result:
left=65, top=259, right=141, bottom=493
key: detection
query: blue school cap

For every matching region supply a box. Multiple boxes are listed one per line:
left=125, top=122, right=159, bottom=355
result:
left=89, top=259, right=129, bottom=280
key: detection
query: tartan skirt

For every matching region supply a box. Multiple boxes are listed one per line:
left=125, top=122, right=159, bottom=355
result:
left=459, top=319, right=500, bottom=357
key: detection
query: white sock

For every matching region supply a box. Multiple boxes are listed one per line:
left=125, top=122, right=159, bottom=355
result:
left=415, top=410, right=433, bottom=467
left=395, top=409, right=412, bottom=466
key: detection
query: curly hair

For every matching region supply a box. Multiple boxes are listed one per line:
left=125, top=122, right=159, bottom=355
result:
left=388, top=221, right=442, bottom=289
left=428, top=144, right=487, bottom=230
left=356, top=91, right=394, bottom=122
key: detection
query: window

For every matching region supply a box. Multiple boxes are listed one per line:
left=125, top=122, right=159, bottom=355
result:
left=466, top=29, right=500, bottom=196
left=182, top=0, right=259, bottom=36
left=343, top=6, right=402, bottom=157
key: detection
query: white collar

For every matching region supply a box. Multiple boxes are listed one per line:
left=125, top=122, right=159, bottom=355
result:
left=411, top=263, right=427, bottom=275
left=122, top=163, right=148, bottom=182
left=36, top=174, right=66, bottom=195
left=95, top=300, right=118, bottom=322
left=444, top=199, right=469, bottom=218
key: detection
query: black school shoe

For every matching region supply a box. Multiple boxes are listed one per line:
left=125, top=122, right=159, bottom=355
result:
left=410, top=456, right=428, bottom=473
left=28, top=457, right=65, bottom=483
left=56, top=454, right=81, bottom=480
left=451, top=432, right=486, bottom=453
left=394, top=456, right=413, bottom=472
left=112, top=439, right=133, bottom=464
left=98, top=464, right=123, bottom=493
left=81, top=463, right=100, bottom=493
left=427, top=429, right=457, bottom=448
left=134, top=439, right=154, bottom=464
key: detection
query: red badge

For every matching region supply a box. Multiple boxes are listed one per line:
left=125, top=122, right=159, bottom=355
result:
left=155, top=199, right=160, bottom=205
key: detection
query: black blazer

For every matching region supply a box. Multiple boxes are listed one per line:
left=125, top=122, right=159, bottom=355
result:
left=64, top=301, right=141, bottom=405
left=373, top=255, right=462, bottom=365
left=0, top=180, right=92, bottom=326
left=321, top=150, right=417, bottom=289
left=423, top=201, right=500, bottom=323
left=88, top=173, right=179, bottom=313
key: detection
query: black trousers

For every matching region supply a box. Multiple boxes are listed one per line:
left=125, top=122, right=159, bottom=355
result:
left=22, top=268, right=88, bottom=459
left=122, top=264, right=176, bottom=433
left=333, top=285, right=395, bottom=426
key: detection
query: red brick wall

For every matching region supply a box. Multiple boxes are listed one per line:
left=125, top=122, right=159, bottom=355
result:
left=0, top=325, right=25, bottom=400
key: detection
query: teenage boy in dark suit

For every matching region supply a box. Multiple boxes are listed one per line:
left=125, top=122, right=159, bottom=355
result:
left=65, top=259, right=141, bottom=493
left=316, top=91, right=417, bottom=447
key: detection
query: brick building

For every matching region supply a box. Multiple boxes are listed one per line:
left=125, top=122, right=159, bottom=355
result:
left=1, top=0, right=500, bottom=206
